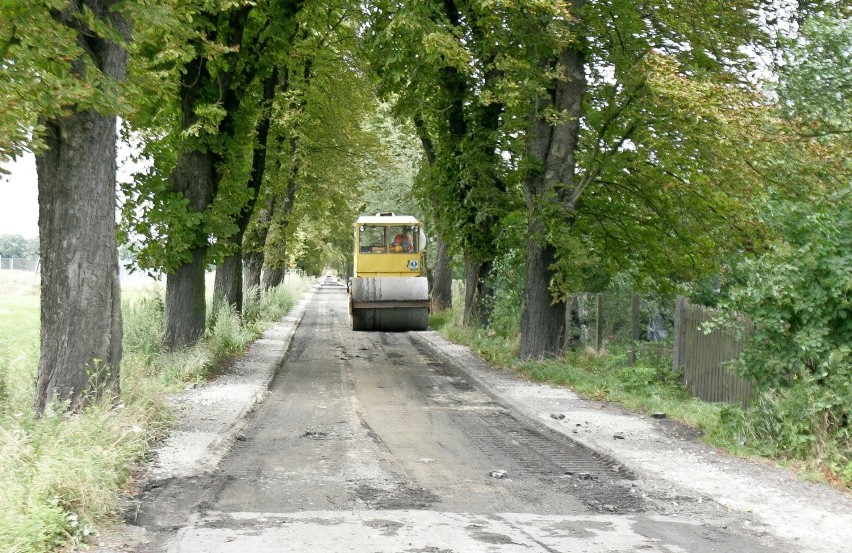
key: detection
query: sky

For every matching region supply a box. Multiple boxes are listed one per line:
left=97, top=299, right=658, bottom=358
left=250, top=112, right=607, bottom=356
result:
left=0, top=153, right=39, bottom=238
left=0, top=134, right=146, bottom=240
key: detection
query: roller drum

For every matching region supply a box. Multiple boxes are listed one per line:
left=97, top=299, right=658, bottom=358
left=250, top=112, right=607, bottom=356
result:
left=350, top=277, right=429, bottom=331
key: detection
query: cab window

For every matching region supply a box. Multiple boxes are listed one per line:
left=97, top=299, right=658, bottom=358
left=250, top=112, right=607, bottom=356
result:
left=359, top=225, right=387, bottom=253
left=389, top=226, right=419, bottom=253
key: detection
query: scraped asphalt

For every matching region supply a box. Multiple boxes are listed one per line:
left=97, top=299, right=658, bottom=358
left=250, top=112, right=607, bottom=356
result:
left=98, top=280, right=852, bottom=553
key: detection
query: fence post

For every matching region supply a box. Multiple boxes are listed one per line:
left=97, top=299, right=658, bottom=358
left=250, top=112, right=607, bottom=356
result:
left=563, top=296, right=573, bottom=352
left=628, top=293, right=640, bottom=365
left=595, top=293, right=603, bottom=354
left=672, top=296, right=689, bottom=375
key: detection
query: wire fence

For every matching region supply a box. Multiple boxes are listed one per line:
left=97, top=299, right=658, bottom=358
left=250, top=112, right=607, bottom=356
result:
left=565, top=292, right=672, bottom=365
left=0, top=257, right=39, bottom=272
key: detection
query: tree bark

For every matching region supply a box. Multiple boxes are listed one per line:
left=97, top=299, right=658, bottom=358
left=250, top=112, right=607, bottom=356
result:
left=164, top=248, right=207, bottom=349
left=261, top=266, right=285, bottom=290
left=519, top=4, right=586, bottom=360
left=519, top=220, right=565, bottom=359
left=243, top=180, right=277, bottom=298
left=33, top=0, right=126, bottom=414
left=213, top=240, right=243, bottom=311
left=463, top=256, right=493, bottom=327
left=431, top=234, right=453, bottom=311
left=243, top=250, right=264, bottom=298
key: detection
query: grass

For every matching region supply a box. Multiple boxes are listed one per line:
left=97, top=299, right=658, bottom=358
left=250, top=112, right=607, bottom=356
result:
left=0, top=271, right=314, bottom=552
left=428, top=302, right=851, bottom=490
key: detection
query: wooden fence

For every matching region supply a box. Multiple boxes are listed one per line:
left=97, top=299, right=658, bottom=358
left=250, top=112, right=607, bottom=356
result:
left=455, top=283, right=753, bottom=406
left=672, top=296, right=753, bottom=407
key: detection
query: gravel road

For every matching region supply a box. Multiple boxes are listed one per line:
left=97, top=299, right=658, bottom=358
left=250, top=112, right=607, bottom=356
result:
left=97, top=281, right=852, bottom=553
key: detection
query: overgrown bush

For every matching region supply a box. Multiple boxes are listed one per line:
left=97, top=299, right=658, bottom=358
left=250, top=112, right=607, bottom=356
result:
left=718, top=382, right=851, bottom=485
left=722, top=195, right=851, bottom=484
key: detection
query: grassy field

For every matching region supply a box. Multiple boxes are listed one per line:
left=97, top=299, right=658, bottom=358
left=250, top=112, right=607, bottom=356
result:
left=0, top=270, right=314, bottom=552
left=0, top=272, right=40, bottom=410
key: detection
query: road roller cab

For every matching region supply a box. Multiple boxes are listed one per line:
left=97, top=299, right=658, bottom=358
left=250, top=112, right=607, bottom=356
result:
left=350, top=214, right=430, bottom=331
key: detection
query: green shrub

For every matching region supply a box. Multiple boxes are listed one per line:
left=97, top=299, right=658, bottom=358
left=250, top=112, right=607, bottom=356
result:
left=719, top=382, right=851, bottom=484
left=727, top=195, right=850, bottom=384
left=718, top=194, right=851, bottom=485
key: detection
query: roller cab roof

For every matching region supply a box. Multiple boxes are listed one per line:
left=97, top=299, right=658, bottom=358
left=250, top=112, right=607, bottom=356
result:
left=356, top=214, right=421, bottom=225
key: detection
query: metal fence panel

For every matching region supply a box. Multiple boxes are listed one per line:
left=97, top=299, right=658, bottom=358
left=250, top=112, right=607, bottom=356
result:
left=0, top=257, right=39, bottom=272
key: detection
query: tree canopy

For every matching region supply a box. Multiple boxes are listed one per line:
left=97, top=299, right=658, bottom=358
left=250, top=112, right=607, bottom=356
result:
left=2, top=0, right=848, bottom=403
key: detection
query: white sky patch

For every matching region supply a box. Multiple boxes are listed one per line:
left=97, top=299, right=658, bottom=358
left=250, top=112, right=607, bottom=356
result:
left=0, top=152, right=38, bottom=238
left=0, top=124, right=147, bottom=240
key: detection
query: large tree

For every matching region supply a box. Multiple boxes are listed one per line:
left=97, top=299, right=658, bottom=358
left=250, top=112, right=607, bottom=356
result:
left=245, top=2, right=391, bottom=287
left=515, top=0, right=773, bottom=358
left=0, top=1, right=128, bottom=413
left=367, top=0, right=516, bottom=326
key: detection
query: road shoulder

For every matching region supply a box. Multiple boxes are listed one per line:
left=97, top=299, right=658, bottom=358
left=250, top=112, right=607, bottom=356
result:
left=413, top=330, right=852, bottom=553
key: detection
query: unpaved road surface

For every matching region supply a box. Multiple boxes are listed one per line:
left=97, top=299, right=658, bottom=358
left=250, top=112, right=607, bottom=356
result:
left=103, top=281, right=852, bottom=552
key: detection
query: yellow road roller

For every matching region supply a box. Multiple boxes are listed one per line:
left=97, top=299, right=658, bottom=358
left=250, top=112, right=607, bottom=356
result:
left=349, top=213, right=429, bottom=331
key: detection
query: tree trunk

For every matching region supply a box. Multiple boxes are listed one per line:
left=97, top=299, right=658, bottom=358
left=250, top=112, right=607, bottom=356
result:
left=214, top=243, right=243, bottom=313
left=519, top=11, right=586, bottom=359
left=243, top=192, right=274, bottom=298
left=164, top=248, right=207, bottom=349
left=243, top=250, right=264, bottom=299
left=162, top=47, right=218, bottom=348
left=463, top=256, right=493, bottom=327
left=163, top=146, right=216, bottom=348
left=431, top=234, right=453, bottom=311
left=519, top=219, right=565, bottom=359
left=33, top=1, right=126, bottom=415
left=262, top=266, right=285, bottom=291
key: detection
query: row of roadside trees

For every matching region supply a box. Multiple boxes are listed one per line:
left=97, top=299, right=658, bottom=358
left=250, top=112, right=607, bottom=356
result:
left=1, top=0, right=849, bottom=422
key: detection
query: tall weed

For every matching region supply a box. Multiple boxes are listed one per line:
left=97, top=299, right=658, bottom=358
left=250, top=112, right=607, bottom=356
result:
left=0, top=398, right=153, bottom=552
left=209, top=303, right=254, bottom=359
left=121, top=292, right=164, bottom=364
